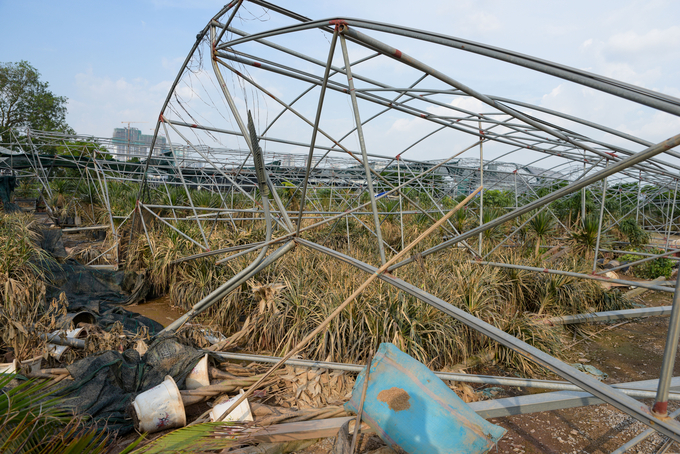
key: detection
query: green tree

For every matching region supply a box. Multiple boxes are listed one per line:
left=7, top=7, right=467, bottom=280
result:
left=0, top=61, right=72, bottom=143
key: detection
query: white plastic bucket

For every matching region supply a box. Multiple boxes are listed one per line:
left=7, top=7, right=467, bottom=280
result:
left=20, top=356, right=42, bottom=375
left=210, top=390, right=254, bottom=422
left=185, top=354, right=210, bottom=390
left=0, top=359, right=18, bottom=374
left=132, top=375, right=186, bottom=433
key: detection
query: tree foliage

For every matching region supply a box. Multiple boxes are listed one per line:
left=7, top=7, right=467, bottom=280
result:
left=0, top=61, right=72, bottom=143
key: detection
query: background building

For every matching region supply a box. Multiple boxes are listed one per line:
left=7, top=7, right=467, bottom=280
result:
left=111, top=127, right=169, bottom=160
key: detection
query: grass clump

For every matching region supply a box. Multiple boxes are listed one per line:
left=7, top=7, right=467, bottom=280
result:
left=0, top=213, right=63, bottom=359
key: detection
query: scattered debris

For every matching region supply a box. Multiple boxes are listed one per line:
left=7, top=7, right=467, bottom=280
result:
left=210, top=390, right=254, bottom=422
left=571, top=363, right=608, bottom=381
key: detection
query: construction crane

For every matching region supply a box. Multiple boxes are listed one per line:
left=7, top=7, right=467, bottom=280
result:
left=121, top=121, right=148, bottom=160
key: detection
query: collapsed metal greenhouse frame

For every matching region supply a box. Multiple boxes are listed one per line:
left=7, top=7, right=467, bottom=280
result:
left=3, top=0, right=680, bottom=449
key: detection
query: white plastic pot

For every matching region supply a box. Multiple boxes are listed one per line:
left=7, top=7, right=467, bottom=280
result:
left=21, top=356, right=42, bottom=375
left=210, top=390, right=253, bottom=422
left=132, top=375, right=186, bottom=433
left=185, top=354, right=210, bottom=390
left=0, top=359, right=18, bottom=374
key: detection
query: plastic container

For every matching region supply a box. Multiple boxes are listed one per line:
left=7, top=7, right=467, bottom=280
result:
left=345, top=343, right=506, bottom=454
left=132, top=375, right=186, bottom=433
left=185, top=354, right=210, bottom=390
left=20, top=356, right=42, bottom=375
left=210, top=390, right=254, bottom=422
left=0, top=359, right=18, bottom=374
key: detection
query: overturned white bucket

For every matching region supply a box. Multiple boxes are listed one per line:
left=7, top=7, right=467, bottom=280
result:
left=210, top=390, right=253, bottom=422
left=185, top=354, right=210, bottom=390
left=132, top=375, right=186, bottom=433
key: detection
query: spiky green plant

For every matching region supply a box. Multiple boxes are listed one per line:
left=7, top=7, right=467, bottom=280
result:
left=481, top=208, right=502, bottom=241
left=528, top=210, right=555, bottom=256
left=191, top=189, right=221, bottom=209
left=570, top=215, right=609, bottom=258
left=453, top=206, right=468, bottom=233
left=618, top=218, right=649, bottom=247
left=0, top=374, right=110, bottom=454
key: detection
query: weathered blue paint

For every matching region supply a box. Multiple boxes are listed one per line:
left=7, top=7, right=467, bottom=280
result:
left=345, top=343, right=505, bottom=454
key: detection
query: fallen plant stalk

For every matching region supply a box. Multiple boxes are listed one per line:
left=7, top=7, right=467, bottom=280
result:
left=211, top=186, right=483, bottom=423
left=350, top=352, right=372, bottom=454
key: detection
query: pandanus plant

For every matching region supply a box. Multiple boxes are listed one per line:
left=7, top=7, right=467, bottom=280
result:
left=528, top=210, right=555, bottom=256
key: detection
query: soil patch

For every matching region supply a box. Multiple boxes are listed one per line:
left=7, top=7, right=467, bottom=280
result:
left=377, top=387, right=411, bottom=411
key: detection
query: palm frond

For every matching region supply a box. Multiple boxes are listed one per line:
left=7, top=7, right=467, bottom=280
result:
left=133, top=422, right=245, bottom=454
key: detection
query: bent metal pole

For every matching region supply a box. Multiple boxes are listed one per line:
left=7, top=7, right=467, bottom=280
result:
left=335, top=24, right=680, bottom=272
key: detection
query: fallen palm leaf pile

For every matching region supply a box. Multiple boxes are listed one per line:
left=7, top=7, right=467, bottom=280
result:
left=278, top=365, right=353, bottom=408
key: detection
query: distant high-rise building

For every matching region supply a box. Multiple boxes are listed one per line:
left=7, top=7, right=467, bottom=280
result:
left=111, top=127, right=170, bottom=160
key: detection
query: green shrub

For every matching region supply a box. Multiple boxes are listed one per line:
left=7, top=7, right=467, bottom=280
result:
left=621, top=250, right=674, bottom=279
left=618, top=218, right=649, bottom=246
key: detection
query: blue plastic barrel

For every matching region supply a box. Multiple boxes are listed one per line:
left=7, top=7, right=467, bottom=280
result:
left=345, top=343, right=505, bottom=454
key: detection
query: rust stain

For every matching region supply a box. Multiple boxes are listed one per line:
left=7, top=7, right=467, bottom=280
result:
left=377, top=387, right=411, bottom=411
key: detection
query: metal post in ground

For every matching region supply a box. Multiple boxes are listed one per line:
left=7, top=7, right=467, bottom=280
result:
left=514, top=169, right=518, bottom=209
left=637, top=170, right=642, bottom=224
left=653, top=274, right=680, bottom=417
left=665, top=178, right=678, bottom=251
left=582, top=151, right=587, bottom=222
left=592, top=159, right=609, bottom=272
left=479, top=119, right=484, bottom=255
left=398, top=156, right=404, bottom=251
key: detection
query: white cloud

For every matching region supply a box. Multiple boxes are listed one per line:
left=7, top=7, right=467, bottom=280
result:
left=466, top=12, right=502, bottom=33
left=604, top=26, right=680, bottom=59
left=578, top=25, right=680, bottom=88
left=68, top=68, right=170, bottom=137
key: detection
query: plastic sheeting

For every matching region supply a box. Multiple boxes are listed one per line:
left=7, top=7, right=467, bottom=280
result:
left=42, top=256, right=159, bottom=335
left=63, top=337, right=203, bottom=433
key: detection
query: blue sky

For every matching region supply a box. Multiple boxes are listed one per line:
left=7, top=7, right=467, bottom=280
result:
left=1, top=0, right=679, bottom=161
